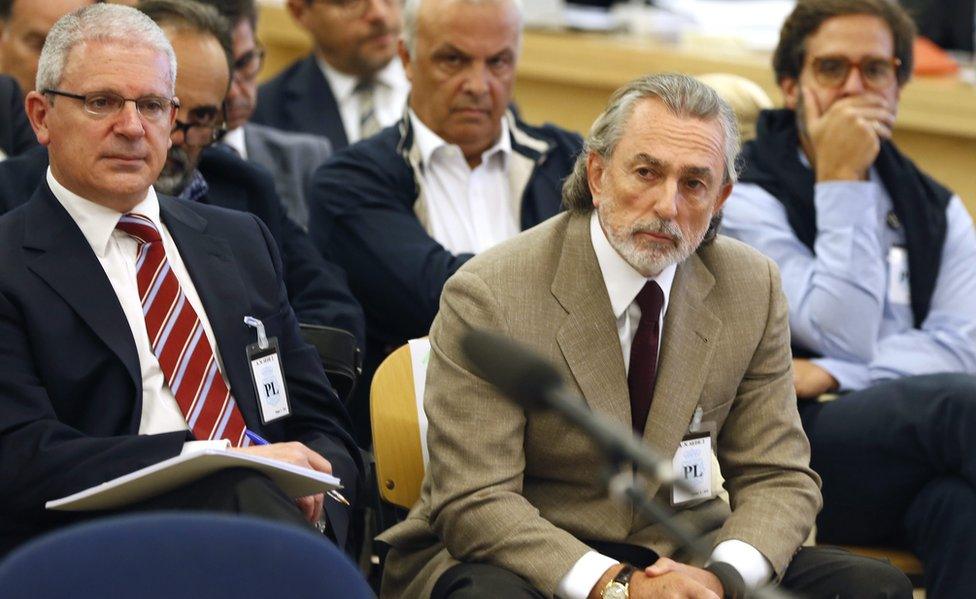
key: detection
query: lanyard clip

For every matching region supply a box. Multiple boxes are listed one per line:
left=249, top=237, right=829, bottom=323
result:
left=244, top=316, right=269, bottom=350
left=690, top=405, right=703, bottom=433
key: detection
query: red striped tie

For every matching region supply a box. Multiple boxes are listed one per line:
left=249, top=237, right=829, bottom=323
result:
left=116, top=213, right=248, bottom=447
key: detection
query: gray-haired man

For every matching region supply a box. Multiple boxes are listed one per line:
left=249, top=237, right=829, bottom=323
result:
left=377, top=73, right=909, bottom=599
left=0, top=3, right=361, bottom=556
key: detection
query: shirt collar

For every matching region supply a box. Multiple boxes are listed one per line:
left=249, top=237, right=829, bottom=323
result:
left=589, top=211, right=676, bottom=320
left=46, top=167, right=161, bottom=258
left=409, top=108, right=511, bottom=168
left=221, top=126, right=247, bottom=159
left=176, top=170, right=209, bottom=204
left=317, top=56, right=406, bottom=103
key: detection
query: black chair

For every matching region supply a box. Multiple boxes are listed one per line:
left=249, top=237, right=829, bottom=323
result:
left=300, top=323, right=362, bottom=404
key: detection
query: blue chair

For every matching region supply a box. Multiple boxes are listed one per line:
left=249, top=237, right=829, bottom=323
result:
left=0, top=513, right=375, bottom=598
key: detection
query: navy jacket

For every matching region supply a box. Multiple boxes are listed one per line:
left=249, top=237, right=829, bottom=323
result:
left=252, top=55, right=348, bottom=150
left=307, top=112, right=582, bottom=442
left=0, top=146, right=365, bottom=350
left=0, top=183, right=362, bottom=555
left=0, top=75, right=37, bottom=158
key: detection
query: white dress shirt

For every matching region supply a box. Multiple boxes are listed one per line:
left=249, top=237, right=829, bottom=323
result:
left=0, top=147, right=7, bottom=161
left=554, top=212, right=772, bottom=598
left=221, top=126, right=247, bottom=159
left=317, top=56, right=410, bottom=144
left=409, top=110, right=519, bottom=254
left=48, top=169, right=230, bottom=453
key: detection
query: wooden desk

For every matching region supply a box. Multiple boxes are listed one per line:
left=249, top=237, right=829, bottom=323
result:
left=258, top=4, right=976, bottom=212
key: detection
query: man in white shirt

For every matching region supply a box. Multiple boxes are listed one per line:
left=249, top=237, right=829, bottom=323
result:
left=251, top=0, right=409, bottom=149
left=0, top=4, right=361, bottom=557
left=378, top=73, right=910, bottom=599
left=305, top=0, right=582, bottom=444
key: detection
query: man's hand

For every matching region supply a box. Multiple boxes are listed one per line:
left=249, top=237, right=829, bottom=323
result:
left=232, top=442, right=332, bottom=523
left=801, top=86, right=896, bottom=182
left=588, top=560, right=721, bottom=599
left=793, top=358, right=839, bottom=399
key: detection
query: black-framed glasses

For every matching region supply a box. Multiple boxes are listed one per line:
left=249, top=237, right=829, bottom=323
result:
left=171, top=119, right=225, bottom=148
left=810, top=55, right=902, bottom=90
left=233, top=43, right=266, bottom=81
left=43, top=89, right=179, bottom=122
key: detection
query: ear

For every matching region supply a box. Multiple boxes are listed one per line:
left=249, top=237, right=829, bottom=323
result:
left=586, top=151, right=606, bottom=208
left=398, top=39, right=412, bottom=82
left=714, top=181, right=733, bottom=214
left=25, top=91, right=53, bottom=147
left=285, top=0, right=308, bottom=26
left=781, top=77, right=799, bottom=110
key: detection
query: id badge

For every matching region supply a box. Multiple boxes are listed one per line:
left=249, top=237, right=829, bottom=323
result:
left=671, top=431, right=714, bottom=506
left=244, top=316, right=291, bottom=424
left=887, top=246, right=910, bottom=306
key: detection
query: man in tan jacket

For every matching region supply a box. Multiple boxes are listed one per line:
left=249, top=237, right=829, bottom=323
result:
left=378, top=73, right=910, bottom=599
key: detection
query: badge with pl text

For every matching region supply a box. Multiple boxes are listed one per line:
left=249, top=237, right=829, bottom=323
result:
left=887, top=246, right=911, bottom=306
left=244, top=316, right=291, bottom=424
left=671, top=431, right=713, bottom=506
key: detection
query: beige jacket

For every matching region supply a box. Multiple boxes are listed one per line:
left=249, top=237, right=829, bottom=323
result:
left=378, top=212, right=821, bottom=598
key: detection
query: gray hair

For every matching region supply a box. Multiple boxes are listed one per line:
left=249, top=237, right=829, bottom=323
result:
left=562, top=72, right=741, bottom=222
left=402, top=0, right=523, bottom=56
left=36, top=4, right=177, bottom=95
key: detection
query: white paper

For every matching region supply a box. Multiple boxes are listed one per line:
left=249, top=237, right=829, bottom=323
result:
left=408, top=338, right=432, bottom=466
left=46, top=448, right=341, bottom=511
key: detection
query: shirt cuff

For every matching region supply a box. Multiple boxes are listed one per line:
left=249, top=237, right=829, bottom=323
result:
left=556, top=551, right=619, bottom=599
left=180, top=439, right=231, bottom=455
left=707, top=540, right=773, bottom=590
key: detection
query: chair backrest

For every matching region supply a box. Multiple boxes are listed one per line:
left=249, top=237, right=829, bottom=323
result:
left=696, top=73, right=774, bottom=142
left=370, top=341, right=429, bottom=509
left=0, top=513, right=374, bottom=599
left=300, top=323, right=362, bottom=403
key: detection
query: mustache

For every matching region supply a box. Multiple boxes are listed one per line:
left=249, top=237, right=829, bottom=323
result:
left=629, top=219, right=683, bottom=242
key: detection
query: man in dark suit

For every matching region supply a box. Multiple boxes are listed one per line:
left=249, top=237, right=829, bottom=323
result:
left=307, top=0, right=582, bottom=444
left=0, top=75, right=36, bottom=158
left=0, top=1, right=366, bottom=351
left=0, top=3, right=361, bottom=557
left=200, top=0, right=334, bottom=230
left=251, top=0, right=409, bottom=149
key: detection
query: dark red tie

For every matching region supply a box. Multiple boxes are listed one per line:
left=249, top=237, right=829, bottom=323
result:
left=628, top=281, right=664, bottom=434
left=116, top=213, right=248, bottom=446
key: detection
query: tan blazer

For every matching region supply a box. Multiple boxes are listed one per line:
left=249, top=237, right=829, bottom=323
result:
left=378, top=212, right=821, bottom=598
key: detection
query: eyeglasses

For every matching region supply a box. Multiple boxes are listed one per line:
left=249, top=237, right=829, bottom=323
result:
left=43, top=89, right=179, bottom=122
left=233, top=43, right=266, bottom=81
left=314, top=0, right=397, bottom=18
left=809, top=55, right=902, bottom=90
left=171, top=119, right=225, bottom=148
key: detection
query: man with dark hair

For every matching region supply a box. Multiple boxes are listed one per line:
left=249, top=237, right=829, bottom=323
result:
left=0, top=2, right=361, bottom=558
left=251, top=0, right=408, bottom=150
left=0, top=0, right=94, bottom=96
left=723, top=0, right=976, bottom=595
left=199, top=0, right=334, bottom=230
left=307, top=0, right=582, bottom=444
left=380, top=71, right=910, bottom=599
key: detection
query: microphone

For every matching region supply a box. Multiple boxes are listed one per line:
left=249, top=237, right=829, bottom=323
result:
left=460, top=328, right=673, bottom=484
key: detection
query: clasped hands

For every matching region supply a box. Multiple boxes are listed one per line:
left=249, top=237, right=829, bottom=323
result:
left=591, top=559, right=724, bottom=599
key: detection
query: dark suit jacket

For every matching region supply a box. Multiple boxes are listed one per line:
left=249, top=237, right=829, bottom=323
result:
left=0, top=183, right=363, bottom=555
left=0, top=75, right=38, bottom=158
left=252, top=55, right=349, bottom=150
left=307, top=112, right=582, bottom=443
left=0, top=146, right=365, bottom=350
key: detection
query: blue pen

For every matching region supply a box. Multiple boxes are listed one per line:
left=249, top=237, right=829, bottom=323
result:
left=244, top=429, right=350, bottom=506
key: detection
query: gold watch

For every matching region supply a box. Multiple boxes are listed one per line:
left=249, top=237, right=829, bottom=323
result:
left=601, top=564, right=636, bottom=599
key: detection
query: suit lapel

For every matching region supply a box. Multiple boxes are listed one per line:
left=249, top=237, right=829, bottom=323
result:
left=23, top=183, right=141, bottom=389
left=642, top=253, right=721, bottom=458
left=158, top=197, right=258, bottom=423
left=552, top=213, right=632, bottom=429
left=289, top=56, right=348, bottom=148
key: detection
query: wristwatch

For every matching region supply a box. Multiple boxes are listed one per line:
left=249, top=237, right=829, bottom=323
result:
left=601, top=564, right=636, bottom=599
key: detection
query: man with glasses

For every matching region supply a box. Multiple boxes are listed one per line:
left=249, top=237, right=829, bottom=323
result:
left=251, top=0, right=408, bottom=150
left=722, top=1, right=976, bottom=595
left=202, top=0, right=334, bottom=230
left=0, top=3, right=362, bottom=557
